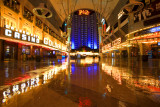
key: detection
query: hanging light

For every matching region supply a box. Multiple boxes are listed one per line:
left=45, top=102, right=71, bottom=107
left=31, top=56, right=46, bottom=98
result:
left=33, top=3, right=52, bottom=18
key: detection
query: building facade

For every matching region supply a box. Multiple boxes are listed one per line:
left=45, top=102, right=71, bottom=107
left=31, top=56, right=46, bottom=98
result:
left=0, top=0, right=67, bottom=61
left=102, top=0, right=160, bottom=59
left=71, top=10, right=99, bottom=51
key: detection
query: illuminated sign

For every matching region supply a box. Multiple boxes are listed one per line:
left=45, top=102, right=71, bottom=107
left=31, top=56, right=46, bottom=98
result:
left=106, top=43, right=111, bottom=48
left=4, top=28, right=40, bottom=44
left=118, top=10, right=124, bottom=19
left=79, top=10, right=90, bottom=15
left=106, top=26, right=110, bottom=33
left=2, top=26, right=66, bottom=50
left=150, top=26, right=160, bottom=33
left=103, top=43, right=111, bottom=50
left=44, top=38, right=55, bottom=47
left=112, top=38, right=121, bottom=46
left=102, top=43, right=111, bottom=52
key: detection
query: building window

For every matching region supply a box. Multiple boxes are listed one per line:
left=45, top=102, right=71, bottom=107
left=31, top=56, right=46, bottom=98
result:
left=43, top=24, right=49, bottom=33
left=35, top=17, right=42, bottom=29
left=23, top=7, right=34, bottom=22
left=49, top=29, right=55, bottom=37
left=3, top=0, right=20, bottom=13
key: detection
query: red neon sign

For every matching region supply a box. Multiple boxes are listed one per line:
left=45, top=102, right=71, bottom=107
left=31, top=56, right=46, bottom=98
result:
left=79, top=10, right=90, bottom=15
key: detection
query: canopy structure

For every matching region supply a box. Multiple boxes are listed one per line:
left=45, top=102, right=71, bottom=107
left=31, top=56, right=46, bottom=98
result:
left=49, top=0, right=119, bottom=22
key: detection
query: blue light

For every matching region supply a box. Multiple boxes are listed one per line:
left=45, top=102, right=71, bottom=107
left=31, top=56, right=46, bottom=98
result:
left=62, top=55, right=65, bottom=58
left=94, top=65, right=97, bottom=71
left=94, top=43, right=97, bottom=49
left=71, top=42, right=75, bottom=49
left=88, top=67, right=92, bottom=75
left=150, top=26, right=160, bottom=33
left=88, top=43, right=91, bottom=48
left=71, top=64, right=75, bottom=74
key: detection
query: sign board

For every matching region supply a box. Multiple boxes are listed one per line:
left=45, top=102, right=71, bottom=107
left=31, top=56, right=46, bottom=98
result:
left=112, top=38, right=121, bottom=46
left=134, top=1, right=160, bottom=23
left=79, top=10, right=90, bottom=15
left=4, top=28, right=40, bottom=44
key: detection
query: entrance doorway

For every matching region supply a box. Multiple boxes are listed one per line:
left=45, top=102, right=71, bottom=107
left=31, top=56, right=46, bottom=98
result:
left=4, top=41, right=18, bottom=61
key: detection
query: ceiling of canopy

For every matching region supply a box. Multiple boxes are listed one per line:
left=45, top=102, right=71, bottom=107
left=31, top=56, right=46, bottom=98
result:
left=49, top=0, right=119, bottom=22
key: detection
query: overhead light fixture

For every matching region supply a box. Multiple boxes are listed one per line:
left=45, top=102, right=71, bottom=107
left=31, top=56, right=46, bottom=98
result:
left=33, top=3, right=52, bottom=18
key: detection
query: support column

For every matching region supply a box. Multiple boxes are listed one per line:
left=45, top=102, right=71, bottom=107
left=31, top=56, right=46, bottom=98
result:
left=119, top=49, right=122, bottom=59
left=67, top=27, right=71, bottom=59
left=98, top=26, right=102, bottom=59
left=30, top=46, right=34, bottom=59
left=18, top=44, right=22, bottom=61
left=127, top=47, right=131, bottom=59
left=139, top=43, right=144, bottom=57
left=40, top=47, right=43, bottom=58
left=139, top=43, right=149, bottom=61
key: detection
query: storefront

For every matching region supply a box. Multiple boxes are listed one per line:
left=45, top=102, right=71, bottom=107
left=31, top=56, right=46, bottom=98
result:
left=129, top=26, right=160, bottom=59
left=0, top=26, right=67, bottom=61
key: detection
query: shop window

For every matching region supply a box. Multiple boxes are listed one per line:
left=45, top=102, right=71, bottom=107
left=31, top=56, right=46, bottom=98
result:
left=35, top=17, right=42, bottom=29
left=22, top=46, right=30, bottom=55
left=35, top=48, right=40, bottom=55
left=23, top=7, right=34, bottom=22
left=3, top=0, right=20, bottom=13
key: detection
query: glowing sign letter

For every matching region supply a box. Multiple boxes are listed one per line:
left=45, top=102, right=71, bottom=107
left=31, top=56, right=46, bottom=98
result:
left=36, top=38, right=40, bottom=43
left=22, top=34, right=27, bottom=40
left=5, top=29, right=12, bottom=37
left=79, top=10, right=90, bottom=15
left=44, top=38, right=48, bottom=45
left=28, top=36, right=31, bottom=41
left=49, top=40, right=53, bottom=46
left=31, top=37, right=35, bottom=42
left=14, top=32, right=20, bottom=39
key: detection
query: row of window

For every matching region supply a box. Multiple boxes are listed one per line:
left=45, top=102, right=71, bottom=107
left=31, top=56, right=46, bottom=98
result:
left=3, top=0, right=20, bottom=13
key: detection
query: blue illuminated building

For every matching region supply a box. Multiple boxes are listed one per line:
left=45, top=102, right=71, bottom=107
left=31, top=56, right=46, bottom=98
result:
left=71, top=10, right=99, bottom=50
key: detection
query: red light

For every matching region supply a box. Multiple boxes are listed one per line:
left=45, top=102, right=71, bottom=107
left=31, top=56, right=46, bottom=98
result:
left=79, top=97, right=92, bottom=106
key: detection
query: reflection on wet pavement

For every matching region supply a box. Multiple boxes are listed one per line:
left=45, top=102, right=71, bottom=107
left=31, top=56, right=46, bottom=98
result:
left=0, top=57, right=160, bottom=107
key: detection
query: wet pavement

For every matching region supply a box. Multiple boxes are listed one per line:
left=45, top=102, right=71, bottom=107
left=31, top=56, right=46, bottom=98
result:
left=0, top=57, right=160, bottom=107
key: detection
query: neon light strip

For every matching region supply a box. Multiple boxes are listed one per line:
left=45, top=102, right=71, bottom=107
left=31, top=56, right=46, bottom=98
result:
left=0, top=36, right=67, bottom=52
